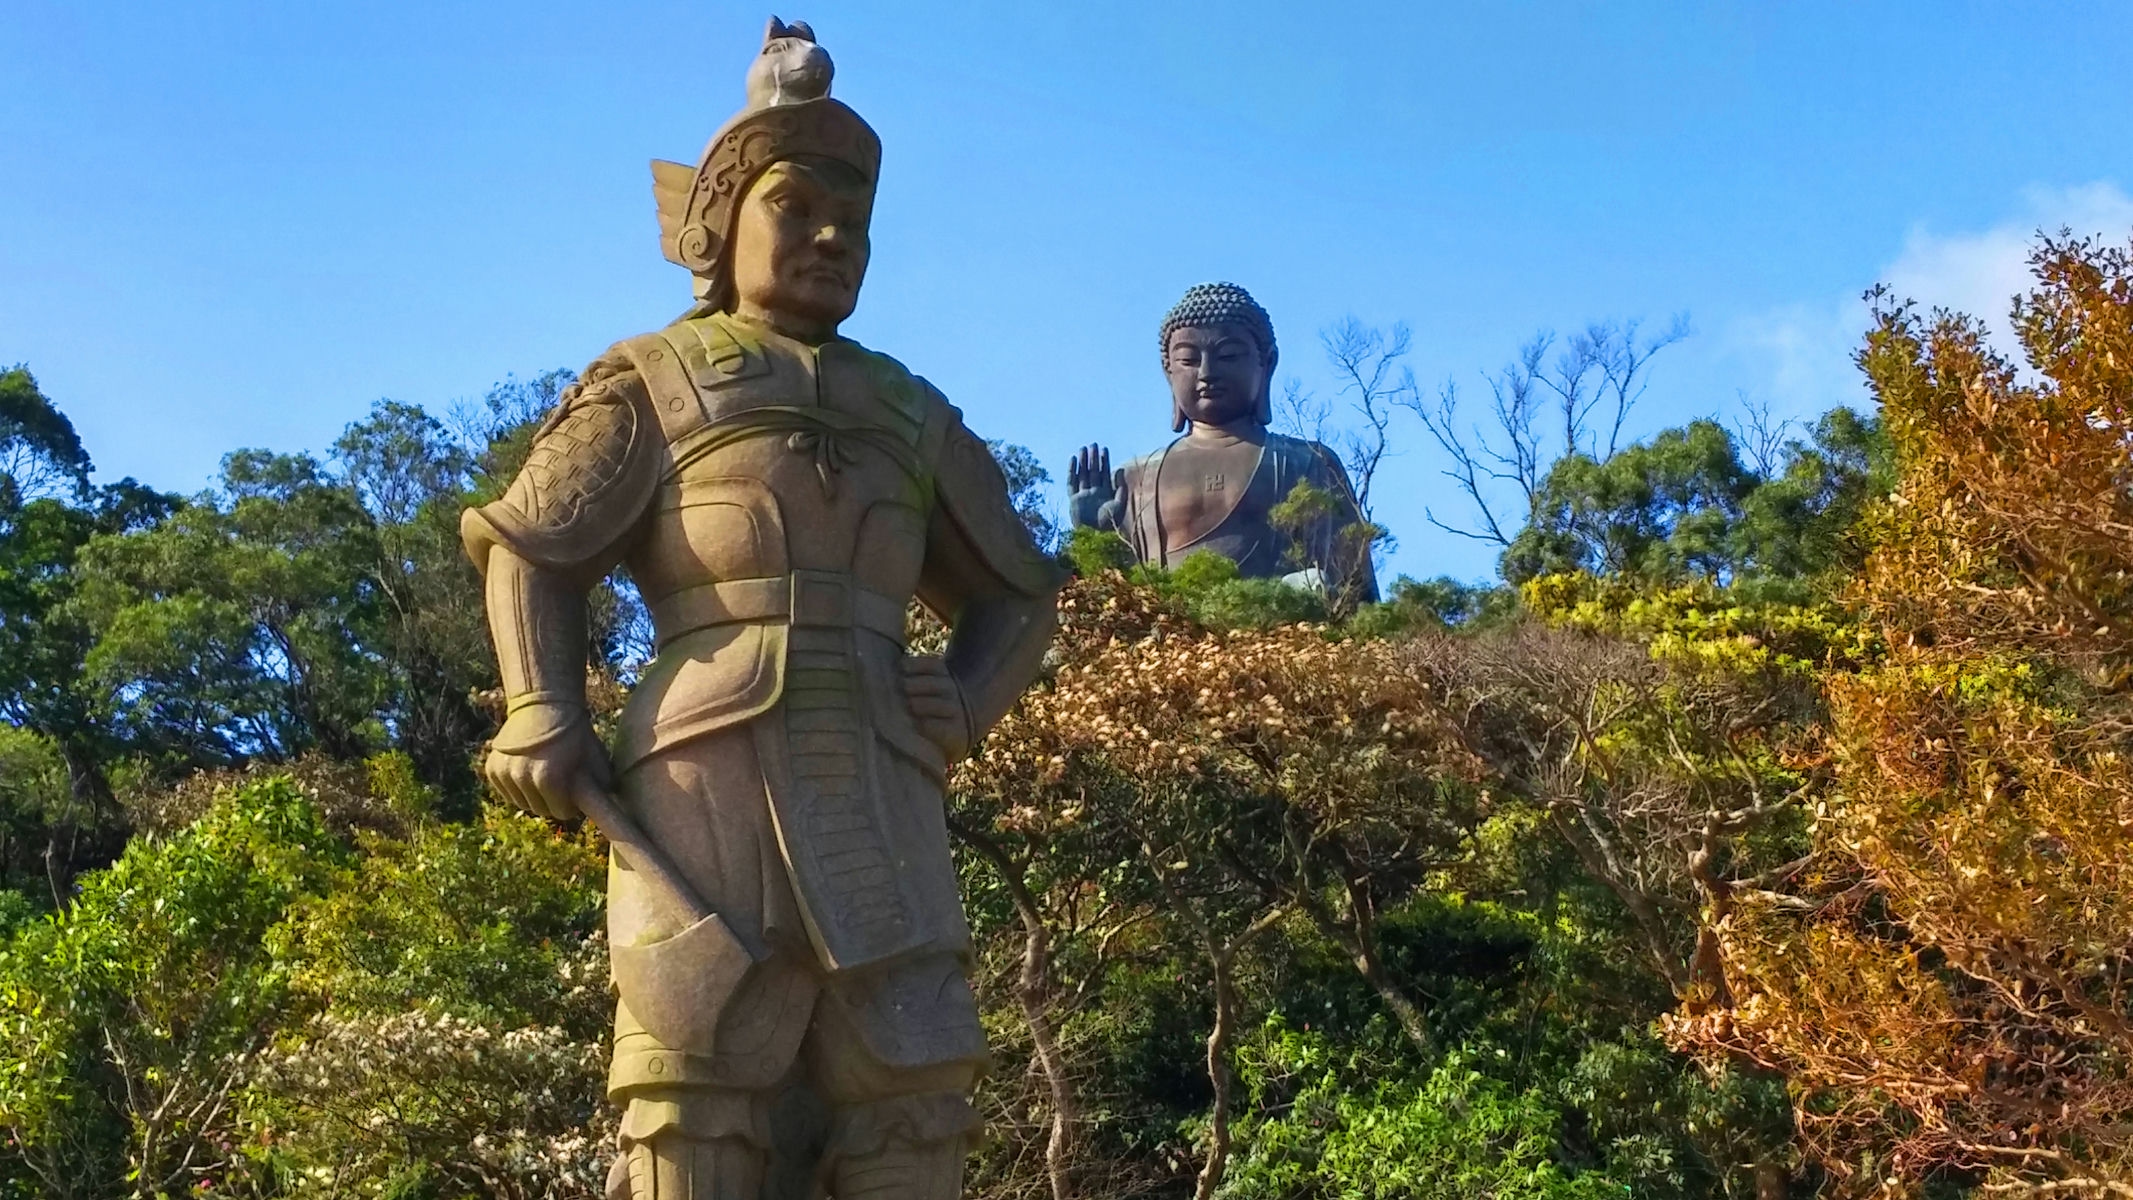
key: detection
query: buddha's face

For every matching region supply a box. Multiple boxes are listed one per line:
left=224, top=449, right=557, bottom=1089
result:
left=729, top=157, right=873, bottom=334
left=1165, top=321, right=1269, bottom=428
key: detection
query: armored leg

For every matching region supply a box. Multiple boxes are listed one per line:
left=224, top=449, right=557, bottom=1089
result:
left=829, top=1104, right=969, bottom=1200
left=612, top=1088, right=768, bottom=1200
left=605, top=739, right=824, bottom=1197
left=808, top=955, right=987, bottom=1200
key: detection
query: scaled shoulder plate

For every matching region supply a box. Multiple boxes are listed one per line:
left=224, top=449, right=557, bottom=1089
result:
left=461, top=354, right=663, bottom=577
left=521, top=368, right=639, bottom=524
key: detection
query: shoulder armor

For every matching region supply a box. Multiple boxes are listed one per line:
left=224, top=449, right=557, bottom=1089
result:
left=460, top=353, right=662, bottom=578
left=627, top=318, right=781, bottom=443
left=932, top=401, right=1068, bottom=597
left=858, top=346, right=930, bottom=445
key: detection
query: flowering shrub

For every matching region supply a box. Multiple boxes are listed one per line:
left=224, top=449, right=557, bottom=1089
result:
left=240, top=1010, right=612, bottom=1199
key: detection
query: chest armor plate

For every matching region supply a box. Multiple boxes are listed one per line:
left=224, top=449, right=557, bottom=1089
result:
left=616, top=315, right=960, bottom=973
left=627, top=317, right=936, bottom=609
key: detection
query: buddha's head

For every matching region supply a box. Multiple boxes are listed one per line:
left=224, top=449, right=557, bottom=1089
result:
left=651, top=18, right=881, bottom=332
left=1159, top=283, right=1277, bottom=432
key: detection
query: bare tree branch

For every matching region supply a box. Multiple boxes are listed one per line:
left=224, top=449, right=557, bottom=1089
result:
left=1728, top=390, right=1796, bottom=478
left=1318, top=317, right=1417, bottom=520
left=1401, top=316, right=1689, bottom=546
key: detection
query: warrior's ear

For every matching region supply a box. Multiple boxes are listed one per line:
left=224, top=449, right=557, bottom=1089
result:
left=785, top=19, right=815, bottom=41
left=651, top=159, right=696, bottom=266
left=764, top=16, right=788, bottom=43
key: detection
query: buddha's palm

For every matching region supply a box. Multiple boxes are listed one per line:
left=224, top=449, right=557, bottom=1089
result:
left=1067, top=443, right=1120, bottom=529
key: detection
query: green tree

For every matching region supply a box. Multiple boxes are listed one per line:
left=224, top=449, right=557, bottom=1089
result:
left=986, top=439, right=1063, bottom=553
left=1501, top=419, right=1756, bottom=583
left=72, top=451, right=386, bottom=772
left=1499, top=412, right=1885, bottom=587
left=62, top=372, right=586, bottom=802
left=0, top=368, right=176, bottom=889
left=1731, top=406, right=1887, bottom=583
left=0, top=366, right=91, bottom=505
left=332, top=400, right=497, bottom=808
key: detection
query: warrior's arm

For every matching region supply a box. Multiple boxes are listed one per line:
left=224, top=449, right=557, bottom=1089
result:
left=930, top=570, right=1058, bottom=744
left=460, top=352, right=658, bottom=815
left=474, top=548, right=612, bottom=820
left=918, top=406, right=1068, bottom=750
left=484, top=546, right=591, bottom=715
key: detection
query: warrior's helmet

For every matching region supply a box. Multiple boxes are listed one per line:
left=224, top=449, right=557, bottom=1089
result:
left=651, top=17, right=881, bottom=310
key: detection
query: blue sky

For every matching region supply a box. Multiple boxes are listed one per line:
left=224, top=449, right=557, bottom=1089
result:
left=6, top=1, right=2132, bottom=582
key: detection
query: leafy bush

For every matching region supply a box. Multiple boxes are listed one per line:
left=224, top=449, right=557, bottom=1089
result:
left=0, top=777, right=343, bottom=1198
left=1226, top=1049, right=1640, bottom=1200
left=0, top=767, right=612, bottom=1199
left=1671, top=236, right=2133, bottom=1195
left=275, top=808, right=605, bottom=1030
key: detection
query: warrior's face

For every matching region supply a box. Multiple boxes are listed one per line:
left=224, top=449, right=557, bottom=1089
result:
left=729, top=156, right=873, bottom=339
left=1165, top=321, right=1269, bottom=429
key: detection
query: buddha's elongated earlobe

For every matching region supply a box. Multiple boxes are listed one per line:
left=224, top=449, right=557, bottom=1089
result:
left=1255, top=346, right=1278, bottom=426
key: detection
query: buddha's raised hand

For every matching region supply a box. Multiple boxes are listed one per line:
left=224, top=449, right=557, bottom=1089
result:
left=1067, top=443, right=1120, bottom=530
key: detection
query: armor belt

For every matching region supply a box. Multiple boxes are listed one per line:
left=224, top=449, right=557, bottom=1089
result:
left=650, top=569, right=907, bottom=648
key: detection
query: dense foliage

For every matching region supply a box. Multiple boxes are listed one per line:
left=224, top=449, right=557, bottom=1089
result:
left=1670, top=238, right=2133, bottom=1197
left=1, top=233, right=2127, bottom=1197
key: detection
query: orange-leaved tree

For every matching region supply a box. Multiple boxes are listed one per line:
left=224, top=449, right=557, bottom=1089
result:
left=1671, top=236, right=2133, bottom=1196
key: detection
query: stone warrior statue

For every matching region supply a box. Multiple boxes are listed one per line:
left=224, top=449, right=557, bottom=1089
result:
left=462, top=18, right=1063, bottom=1199
left=1067, top=283, right=1378, bottom=603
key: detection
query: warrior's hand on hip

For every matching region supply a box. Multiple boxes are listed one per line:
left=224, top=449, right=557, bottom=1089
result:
left=901, top=654, right=973, bottom=760
left=483, top=701, right=612, bottom=822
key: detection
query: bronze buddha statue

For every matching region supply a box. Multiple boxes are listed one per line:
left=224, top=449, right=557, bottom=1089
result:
left=1068, top=283, right=1377, bottom=603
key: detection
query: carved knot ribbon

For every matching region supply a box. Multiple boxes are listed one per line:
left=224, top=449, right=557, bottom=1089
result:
left=788, top=428, right=858, bottom=497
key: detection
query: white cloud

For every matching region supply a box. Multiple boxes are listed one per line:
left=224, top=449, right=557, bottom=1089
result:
left=1726, top=296, right=1871, bottom=421
left=1727, top=182, right=2133, bottom=421
left=1884, top=182, right=2133, bottom=348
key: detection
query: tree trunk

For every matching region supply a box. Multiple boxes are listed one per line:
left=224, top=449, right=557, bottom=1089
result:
left=1291, top=866, right=1434, bottom=1054
left=1196, top=947, right=1240, bottom=1200
left=1138, top=828, right=1289, bottom=1200
left=1548, top=807, right=1690, bottom=996
left=43, top=733, right=119, bottom=902
left=954, top=823, right=1076, bottom=1200
left=1350, top=936, right=1433, bottom=1053
left=1023, top=922, right=1076, bottom=1200
left=55, top=732, right=115, bottom=817
left=1341, top=871, right=1434, bottom=1053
